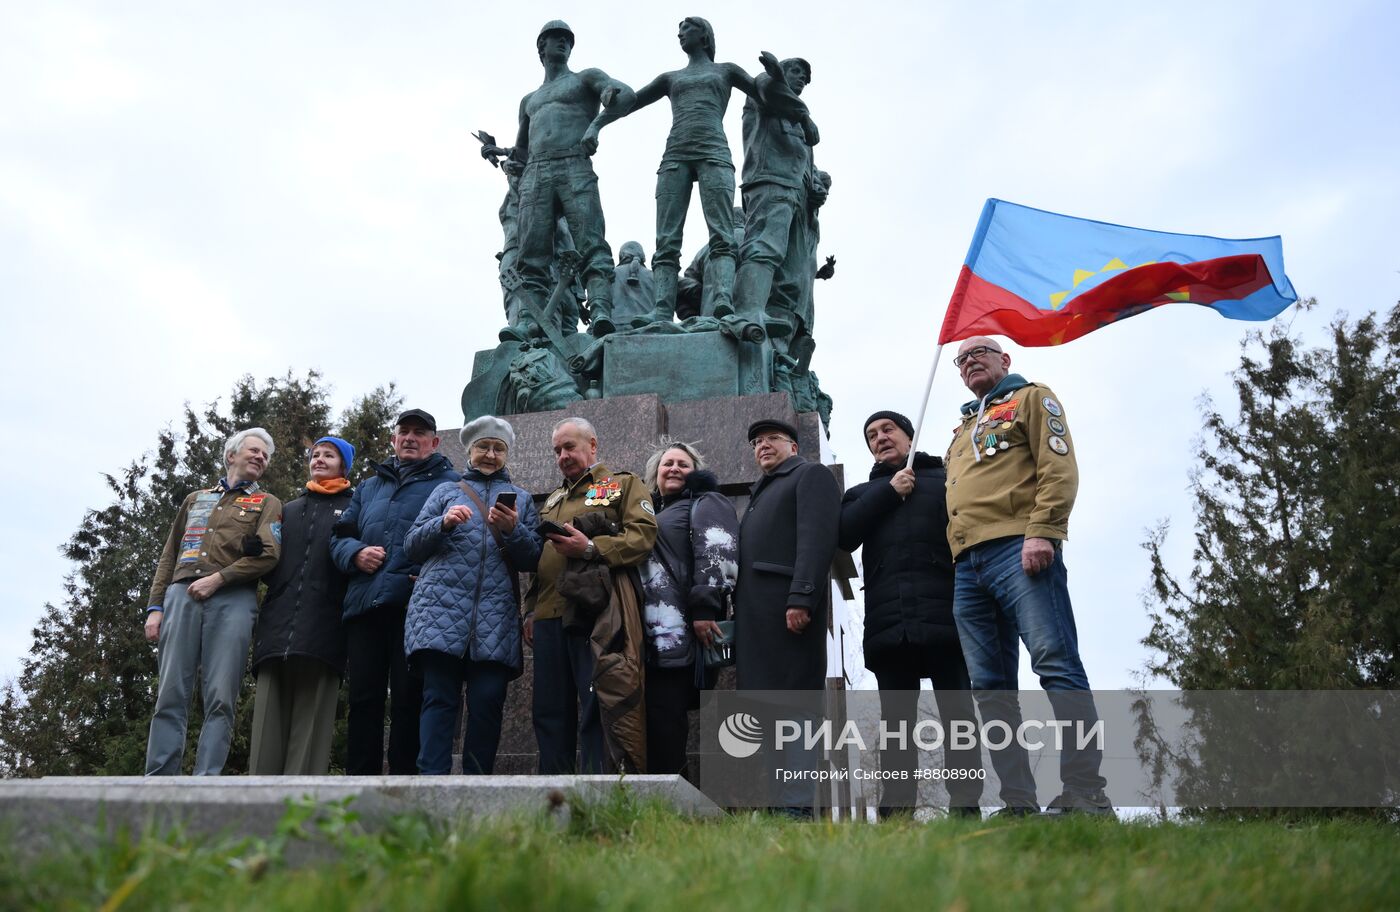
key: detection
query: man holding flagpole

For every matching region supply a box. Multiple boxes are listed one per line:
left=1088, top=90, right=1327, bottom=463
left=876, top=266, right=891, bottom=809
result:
left=944, top=336, right=1112, bottom=816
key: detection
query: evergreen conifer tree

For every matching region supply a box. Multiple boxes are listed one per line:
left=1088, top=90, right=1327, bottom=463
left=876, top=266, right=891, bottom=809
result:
left=0, top=373, right=402, bottom=776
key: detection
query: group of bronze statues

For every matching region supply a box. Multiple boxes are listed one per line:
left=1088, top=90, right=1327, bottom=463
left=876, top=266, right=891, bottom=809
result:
left=470, top=19, right=834, bottom=426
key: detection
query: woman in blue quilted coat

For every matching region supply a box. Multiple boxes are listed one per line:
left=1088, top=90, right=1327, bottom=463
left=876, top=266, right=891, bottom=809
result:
left=403, top=416, right=541, bottom=774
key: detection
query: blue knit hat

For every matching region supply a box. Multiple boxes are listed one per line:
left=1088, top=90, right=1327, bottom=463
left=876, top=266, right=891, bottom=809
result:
left=313, top=436, right=355, bottom=477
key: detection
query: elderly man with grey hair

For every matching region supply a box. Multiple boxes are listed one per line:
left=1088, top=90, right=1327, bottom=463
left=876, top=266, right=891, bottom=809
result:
left=527, top=416, right=656, bottom=772
left=144, top=427, right=283, bottom=775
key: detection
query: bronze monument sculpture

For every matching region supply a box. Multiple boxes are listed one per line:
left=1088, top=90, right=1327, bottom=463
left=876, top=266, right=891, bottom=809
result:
left=461, top=20, right=836, bottom=432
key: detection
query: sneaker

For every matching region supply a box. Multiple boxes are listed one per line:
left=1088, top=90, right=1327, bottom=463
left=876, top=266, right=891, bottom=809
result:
left=1044, top=790, right=1116, bottom=818
left=990, top=805, right=1041, bottom=819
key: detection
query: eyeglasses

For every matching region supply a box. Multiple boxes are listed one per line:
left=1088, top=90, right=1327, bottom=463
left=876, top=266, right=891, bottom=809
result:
left=953, top=345, right=1003, bottom=368
left=750, top=433, right=794, bottom=449
left=470, top=441, right=508, bottom=455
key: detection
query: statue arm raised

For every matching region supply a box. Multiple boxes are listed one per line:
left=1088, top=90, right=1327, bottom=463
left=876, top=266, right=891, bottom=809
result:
left=581, top=69, right=639, bottom=155
left=628, top=73, right=669, bottom=113
left=725, top=62, right=759, bottom=100
left=754, top=71, right=811, bottom=122
left=754, top=71, right=819, bottom=146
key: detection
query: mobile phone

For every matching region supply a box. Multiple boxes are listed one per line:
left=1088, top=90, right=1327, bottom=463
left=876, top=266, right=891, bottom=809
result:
left=494, top=491, right=518, bottom=510
left=537, top=519, right=571, bottom=538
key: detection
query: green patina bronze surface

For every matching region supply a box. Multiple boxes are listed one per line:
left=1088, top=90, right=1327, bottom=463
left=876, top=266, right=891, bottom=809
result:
left=462, top=22, right=835, bottom=432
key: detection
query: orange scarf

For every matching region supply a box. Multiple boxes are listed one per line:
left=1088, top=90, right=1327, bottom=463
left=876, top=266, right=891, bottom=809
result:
left=307, top=477, right=351, bottom=495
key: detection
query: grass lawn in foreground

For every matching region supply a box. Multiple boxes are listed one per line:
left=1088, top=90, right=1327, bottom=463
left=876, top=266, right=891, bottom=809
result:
left=1, top=793, right=1396, bottom=911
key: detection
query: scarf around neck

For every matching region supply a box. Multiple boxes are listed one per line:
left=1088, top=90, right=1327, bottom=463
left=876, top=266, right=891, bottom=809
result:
left=307, top=477, right=351, bottom=495
left=960, top=373, right=1031, bottom=416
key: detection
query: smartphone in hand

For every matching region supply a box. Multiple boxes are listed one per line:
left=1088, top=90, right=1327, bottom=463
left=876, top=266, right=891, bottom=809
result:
left=537, top=519, right=570, bottom=538
left=495, top=491, right=518, bottom=510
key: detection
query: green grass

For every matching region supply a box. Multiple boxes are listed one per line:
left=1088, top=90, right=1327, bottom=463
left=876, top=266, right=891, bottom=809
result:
left=2, top=792, right=1396, bottom=911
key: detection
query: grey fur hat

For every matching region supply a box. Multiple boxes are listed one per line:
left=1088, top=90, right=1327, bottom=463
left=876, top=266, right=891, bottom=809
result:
left=459, top=415, right=516, bottom=452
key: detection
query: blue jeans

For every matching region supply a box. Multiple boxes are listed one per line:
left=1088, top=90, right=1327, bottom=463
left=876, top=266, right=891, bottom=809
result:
left=416, top=650, right=512, bottom=775
left=953, top=536, right=1106, bottom=805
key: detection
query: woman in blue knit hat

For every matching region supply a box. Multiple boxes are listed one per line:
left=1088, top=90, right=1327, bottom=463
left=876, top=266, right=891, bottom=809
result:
left=249, top=435, right=356, bottom=774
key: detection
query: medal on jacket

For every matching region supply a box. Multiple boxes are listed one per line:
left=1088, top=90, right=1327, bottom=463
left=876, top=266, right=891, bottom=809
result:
left=984, top=433, right=998, bottom=457
left=585, top=477, right=622, bottom=506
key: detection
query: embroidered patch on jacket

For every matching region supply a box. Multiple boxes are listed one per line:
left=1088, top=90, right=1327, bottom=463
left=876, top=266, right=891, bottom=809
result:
left=178, top=495, right=220, bottom=564
left=640, top=499, right=655, bottom=515
left=234, top=494, right=267, bottom=506
left=1048, top=435, right=1069, bottom=455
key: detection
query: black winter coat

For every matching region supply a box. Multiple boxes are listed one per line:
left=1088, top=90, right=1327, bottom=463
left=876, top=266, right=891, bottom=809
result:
left=839, top=452, right=957, bottom=662
left=253, top=485, right=354, bottom=673
left=735, top=455, right=841, bottom=691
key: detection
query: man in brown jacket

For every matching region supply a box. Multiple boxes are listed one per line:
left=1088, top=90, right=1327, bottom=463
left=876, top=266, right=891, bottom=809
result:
left=144, top=427, right=283, bottom=775
left=945, top=337, right=1112, bottom=817
left=527, top=417, right=656, bottom=772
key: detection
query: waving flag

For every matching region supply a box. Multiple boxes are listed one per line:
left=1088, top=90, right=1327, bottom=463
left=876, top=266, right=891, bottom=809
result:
left=939, top=199, right=1297, bottom=346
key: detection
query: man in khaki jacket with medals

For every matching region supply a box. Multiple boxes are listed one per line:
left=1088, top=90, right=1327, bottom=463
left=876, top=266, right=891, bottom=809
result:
left=526, top=417, right=657, bottom=772
left=945, top=336, right=1112, bottom=817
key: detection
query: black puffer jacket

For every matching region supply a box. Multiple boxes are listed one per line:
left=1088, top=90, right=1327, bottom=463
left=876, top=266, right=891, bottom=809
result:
left=253, top=485, right=353, bottom=673
left=839, top=452, right=956, bottom=661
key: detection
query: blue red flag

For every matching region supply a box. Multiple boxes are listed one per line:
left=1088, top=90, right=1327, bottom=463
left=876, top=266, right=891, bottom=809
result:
left=939, top=199, right=1297, bottom=346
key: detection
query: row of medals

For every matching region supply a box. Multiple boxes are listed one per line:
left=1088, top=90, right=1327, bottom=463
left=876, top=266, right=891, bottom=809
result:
left=980, top=416, right=1014, bottom=457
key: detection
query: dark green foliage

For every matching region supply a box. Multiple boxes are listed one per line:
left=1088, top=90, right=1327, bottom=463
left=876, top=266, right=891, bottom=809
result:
left=335, top=384, right=402, bottom=485
left=1139, top=301, right=1400, bottom=814
left=1143, top=300, right=1400, bottom=688
left=0, top=373, right=402, bottom=777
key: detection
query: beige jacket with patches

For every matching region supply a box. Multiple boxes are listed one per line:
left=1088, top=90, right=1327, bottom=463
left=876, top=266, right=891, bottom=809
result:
left=944, top=382, right=1078, bottom=560
left=526, top=463, right=658, bottom=621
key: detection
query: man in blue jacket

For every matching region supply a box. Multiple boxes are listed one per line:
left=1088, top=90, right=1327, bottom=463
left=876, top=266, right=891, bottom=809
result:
left=332, top=409, right=460, bottom=774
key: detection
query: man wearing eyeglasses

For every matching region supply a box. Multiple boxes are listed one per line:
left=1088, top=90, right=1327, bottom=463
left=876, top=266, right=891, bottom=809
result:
left=734, top=418, right=841, bottom=692
left=944, top=337, right=1113, bottom=817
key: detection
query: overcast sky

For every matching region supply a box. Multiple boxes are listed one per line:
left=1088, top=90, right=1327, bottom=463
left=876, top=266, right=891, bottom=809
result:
left=2, top=1, right=1397, bottom=691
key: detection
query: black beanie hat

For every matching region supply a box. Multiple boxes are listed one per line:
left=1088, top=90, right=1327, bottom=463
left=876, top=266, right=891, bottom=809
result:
left=863, top=410, right=915, bottom=441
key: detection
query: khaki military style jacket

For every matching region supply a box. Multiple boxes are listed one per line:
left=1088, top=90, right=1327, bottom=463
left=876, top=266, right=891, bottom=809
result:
left=526, top=463, right=658, bottom=621
left=147, top=482, right=284, bottom=608
left=944, top=381, right=1078, bottom=560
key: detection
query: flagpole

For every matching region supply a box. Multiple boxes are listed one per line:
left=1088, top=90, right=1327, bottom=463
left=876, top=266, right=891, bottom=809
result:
left=905, top=343, right=945, bottom=470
